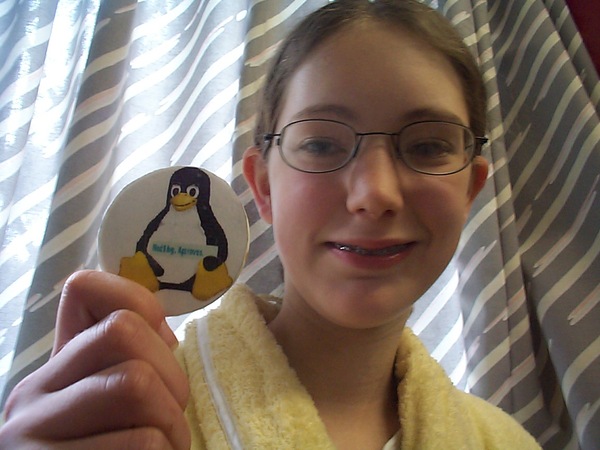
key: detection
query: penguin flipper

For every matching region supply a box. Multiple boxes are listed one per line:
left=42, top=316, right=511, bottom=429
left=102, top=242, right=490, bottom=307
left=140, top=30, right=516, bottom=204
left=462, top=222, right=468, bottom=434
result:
left=119, top=251, right=160, bottom=292
left=192, top=259, right=233, bottom=301
left=199, top=205, right=229, bottom=263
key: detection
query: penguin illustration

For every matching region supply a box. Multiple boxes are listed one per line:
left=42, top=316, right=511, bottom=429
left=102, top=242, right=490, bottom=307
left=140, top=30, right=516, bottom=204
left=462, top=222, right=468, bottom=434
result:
left=118, top=167, right=233, bottom=301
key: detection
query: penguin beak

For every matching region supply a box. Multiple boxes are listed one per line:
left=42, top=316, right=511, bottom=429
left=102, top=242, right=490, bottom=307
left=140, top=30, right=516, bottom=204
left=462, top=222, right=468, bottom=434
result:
left=171, top=193, right=197, bottom=211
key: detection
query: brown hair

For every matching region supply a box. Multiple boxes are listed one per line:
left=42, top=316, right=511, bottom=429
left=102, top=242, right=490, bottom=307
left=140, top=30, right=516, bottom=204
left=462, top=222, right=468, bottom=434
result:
left=254, top=0, right=487, bottom=154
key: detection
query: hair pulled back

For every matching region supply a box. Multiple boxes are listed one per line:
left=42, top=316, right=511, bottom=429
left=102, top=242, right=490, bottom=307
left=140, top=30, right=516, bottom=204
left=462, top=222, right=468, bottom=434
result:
left=254, top=0, right=487, bottom=154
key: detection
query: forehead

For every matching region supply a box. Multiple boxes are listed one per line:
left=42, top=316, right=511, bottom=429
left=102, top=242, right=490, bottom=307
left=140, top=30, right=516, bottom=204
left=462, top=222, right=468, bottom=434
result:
left=278, top=21, right=469, bottom=128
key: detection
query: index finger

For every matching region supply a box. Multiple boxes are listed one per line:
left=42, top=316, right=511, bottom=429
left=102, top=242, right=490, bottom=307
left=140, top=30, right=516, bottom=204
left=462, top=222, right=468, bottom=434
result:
left=53, top=270, right=177, bottom=356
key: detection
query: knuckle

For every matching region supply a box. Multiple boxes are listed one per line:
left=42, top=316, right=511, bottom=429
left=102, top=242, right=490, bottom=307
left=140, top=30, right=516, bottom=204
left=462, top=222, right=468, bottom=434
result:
left=0, top=419, right=18, bottom=447
left=2, top=391, right=22, bottom=422
left=98, top=309, right=144, bottom=349
left=61, top=270, right=95, bottom=301
left=2, top=373, right=39, bottom=421
left=104, top=360, right=159, bottom=403
left=0, top=402, right=39, bottom=448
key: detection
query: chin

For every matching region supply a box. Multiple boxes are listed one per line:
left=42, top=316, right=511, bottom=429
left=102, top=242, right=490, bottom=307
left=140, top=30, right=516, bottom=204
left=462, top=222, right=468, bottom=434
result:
left=320, top=288, right=415, bottom=331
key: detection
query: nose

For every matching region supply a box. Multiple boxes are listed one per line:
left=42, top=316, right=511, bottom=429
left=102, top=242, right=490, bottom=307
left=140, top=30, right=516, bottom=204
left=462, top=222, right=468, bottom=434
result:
left=345, top=136, right=404, bottom=219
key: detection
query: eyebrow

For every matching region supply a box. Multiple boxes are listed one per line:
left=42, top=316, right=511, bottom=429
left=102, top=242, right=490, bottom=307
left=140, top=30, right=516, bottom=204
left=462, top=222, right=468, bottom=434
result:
left=290, top=104, right=468, bottom=127
left=402, top=108, right=467, bottom=126
left=291, top=104, right=358, bottom=122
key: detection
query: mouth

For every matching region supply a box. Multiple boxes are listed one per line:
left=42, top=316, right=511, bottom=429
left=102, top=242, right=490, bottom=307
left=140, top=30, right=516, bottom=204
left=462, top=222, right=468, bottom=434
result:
left=171, top=194, right=197, bottom=211
left=173, top=201, right=196, bottom=211
left=330, top=242, right=412, bottom=257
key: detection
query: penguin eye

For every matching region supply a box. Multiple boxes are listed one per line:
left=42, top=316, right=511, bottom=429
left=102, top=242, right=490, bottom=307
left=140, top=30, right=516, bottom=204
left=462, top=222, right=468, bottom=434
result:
left=187, top=185, right=200, bottom=198
left=171, top=184, right=182, bottom=197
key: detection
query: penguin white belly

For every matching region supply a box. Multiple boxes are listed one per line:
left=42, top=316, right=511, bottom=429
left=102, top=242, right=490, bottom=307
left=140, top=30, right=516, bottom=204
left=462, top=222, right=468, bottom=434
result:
left=147, top=208, right=218, bottom=284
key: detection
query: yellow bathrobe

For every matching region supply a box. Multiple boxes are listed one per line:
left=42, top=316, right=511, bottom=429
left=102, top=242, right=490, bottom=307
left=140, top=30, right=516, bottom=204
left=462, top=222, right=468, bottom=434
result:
left=177, top=284, right=541, bottom=449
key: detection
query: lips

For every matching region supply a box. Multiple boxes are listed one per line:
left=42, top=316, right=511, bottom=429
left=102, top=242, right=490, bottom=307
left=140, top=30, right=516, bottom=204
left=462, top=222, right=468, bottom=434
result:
left=331, top=242, right=410, bottom=257
left=327, top=240, right=414, bottom=270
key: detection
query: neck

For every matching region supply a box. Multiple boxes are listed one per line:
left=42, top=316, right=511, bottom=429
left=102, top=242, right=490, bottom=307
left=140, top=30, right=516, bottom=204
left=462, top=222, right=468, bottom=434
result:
left=269, top=311, right=402, bottom=400
left=268, top=295, right=409, bottom=449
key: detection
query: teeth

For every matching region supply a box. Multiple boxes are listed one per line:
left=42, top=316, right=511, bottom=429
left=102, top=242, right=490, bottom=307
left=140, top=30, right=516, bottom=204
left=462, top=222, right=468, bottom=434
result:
left=333, top=243, right=407, bottom=256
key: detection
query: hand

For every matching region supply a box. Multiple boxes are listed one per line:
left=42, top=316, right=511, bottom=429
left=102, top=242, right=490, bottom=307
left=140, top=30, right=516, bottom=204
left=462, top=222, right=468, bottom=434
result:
left=0, top=270, right=191, bottom=449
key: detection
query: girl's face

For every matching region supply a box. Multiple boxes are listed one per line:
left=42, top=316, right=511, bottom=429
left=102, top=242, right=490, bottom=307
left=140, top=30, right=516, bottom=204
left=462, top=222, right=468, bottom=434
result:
left=244, top=21, right=488, bottom=331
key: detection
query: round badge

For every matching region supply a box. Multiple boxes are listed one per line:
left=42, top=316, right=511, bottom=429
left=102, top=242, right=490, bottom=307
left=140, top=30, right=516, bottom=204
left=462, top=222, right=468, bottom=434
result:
left=98, top=166, right=249, bottom=316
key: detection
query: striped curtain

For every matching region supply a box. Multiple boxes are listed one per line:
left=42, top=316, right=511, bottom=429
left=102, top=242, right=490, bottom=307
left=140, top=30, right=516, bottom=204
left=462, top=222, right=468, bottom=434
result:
left=1, top=0, right=598, bottom=448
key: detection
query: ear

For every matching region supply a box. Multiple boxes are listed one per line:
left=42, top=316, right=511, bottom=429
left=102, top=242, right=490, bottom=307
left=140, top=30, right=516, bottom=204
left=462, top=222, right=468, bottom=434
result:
left=243, top=146, right=273, bottom=224
left=467, top=155, right=489, bottom=206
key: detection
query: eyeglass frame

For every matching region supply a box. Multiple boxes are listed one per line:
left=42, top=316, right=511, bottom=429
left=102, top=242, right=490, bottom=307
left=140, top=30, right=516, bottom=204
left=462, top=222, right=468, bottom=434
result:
left=262, top=118, right=488, bottom=176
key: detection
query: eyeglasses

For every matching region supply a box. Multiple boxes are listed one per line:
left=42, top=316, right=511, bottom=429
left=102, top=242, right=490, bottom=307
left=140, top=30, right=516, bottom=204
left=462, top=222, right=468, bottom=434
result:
left=263, top=119, right=488, bottom=175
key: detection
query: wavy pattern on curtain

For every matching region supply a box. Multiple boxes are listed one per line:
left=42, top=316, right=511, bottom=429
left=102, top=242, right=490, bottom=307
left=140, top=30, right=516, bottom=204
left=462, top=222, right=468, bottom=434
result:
left=0, top=0, right=598, bottom=449
left=0, top=0, right=102, bottom=398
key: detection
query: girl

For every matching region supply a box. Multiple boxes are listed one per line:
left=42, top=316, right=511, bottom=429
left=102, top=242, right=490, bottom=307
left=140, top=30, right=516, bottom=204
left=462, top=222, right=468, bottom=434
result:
left=0, top=1, right=541, bottom=449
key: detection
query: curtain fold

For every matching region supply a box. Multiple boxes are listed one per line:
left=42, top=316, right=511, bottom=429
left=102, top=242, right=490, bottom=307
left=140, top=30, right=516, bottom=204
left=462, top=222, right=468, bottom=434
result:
left=488, top=1, right=599, bottom=448
left=0, top=0, right=101, bottom=392
left=1, top=1, right=598, bottom=449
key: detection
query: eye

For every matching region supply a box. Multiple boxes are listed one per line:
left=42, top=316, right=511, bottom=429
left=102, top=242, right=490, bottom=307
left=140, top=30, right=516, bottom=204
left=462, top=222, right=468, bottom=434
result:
left=295, top=138, right=347, bottom=157
left=405, top=139, right=456, bottom=160
left=186, top=185, right=200, bottom=198
left=170, top=184, right=182, bottom=197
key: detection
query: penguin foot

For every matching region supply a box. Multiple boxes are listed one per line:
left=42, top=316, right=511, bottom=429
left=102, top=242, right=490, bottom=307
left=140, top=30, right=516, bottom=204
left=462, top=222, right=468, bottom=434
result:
left=192, top=261, right=233, bottom=301
left=119, top=251, right=160, bottom=292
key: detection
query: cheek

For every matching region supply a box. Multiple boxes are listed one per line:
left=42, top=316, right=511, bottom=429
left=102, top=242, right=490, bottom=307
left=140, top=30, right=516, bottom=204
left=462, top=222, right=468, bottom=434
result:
left=269, top=178, right=318, bottom=272
left=410, top=177, right=473, bottom=233
left=268, top=174, right=325, bottom=240
left=268, top=167, right=340, bottom=224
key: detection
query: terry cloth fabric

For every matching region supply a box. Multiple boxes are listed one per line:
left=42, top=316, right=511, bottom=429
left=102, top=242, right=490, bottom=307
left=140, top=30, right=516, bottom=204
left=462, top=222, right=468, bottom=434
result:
left=177, top=284, right=541, bottom=449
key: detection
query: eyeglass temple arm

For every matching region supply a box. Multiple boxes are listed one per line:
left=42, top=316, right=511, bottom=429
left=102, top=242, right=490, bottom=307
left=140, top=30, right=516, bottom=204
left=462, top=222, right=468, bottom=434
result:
left=475, top=137, right=488, bottom=154
left=261, top=133, right=280, bottom=149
